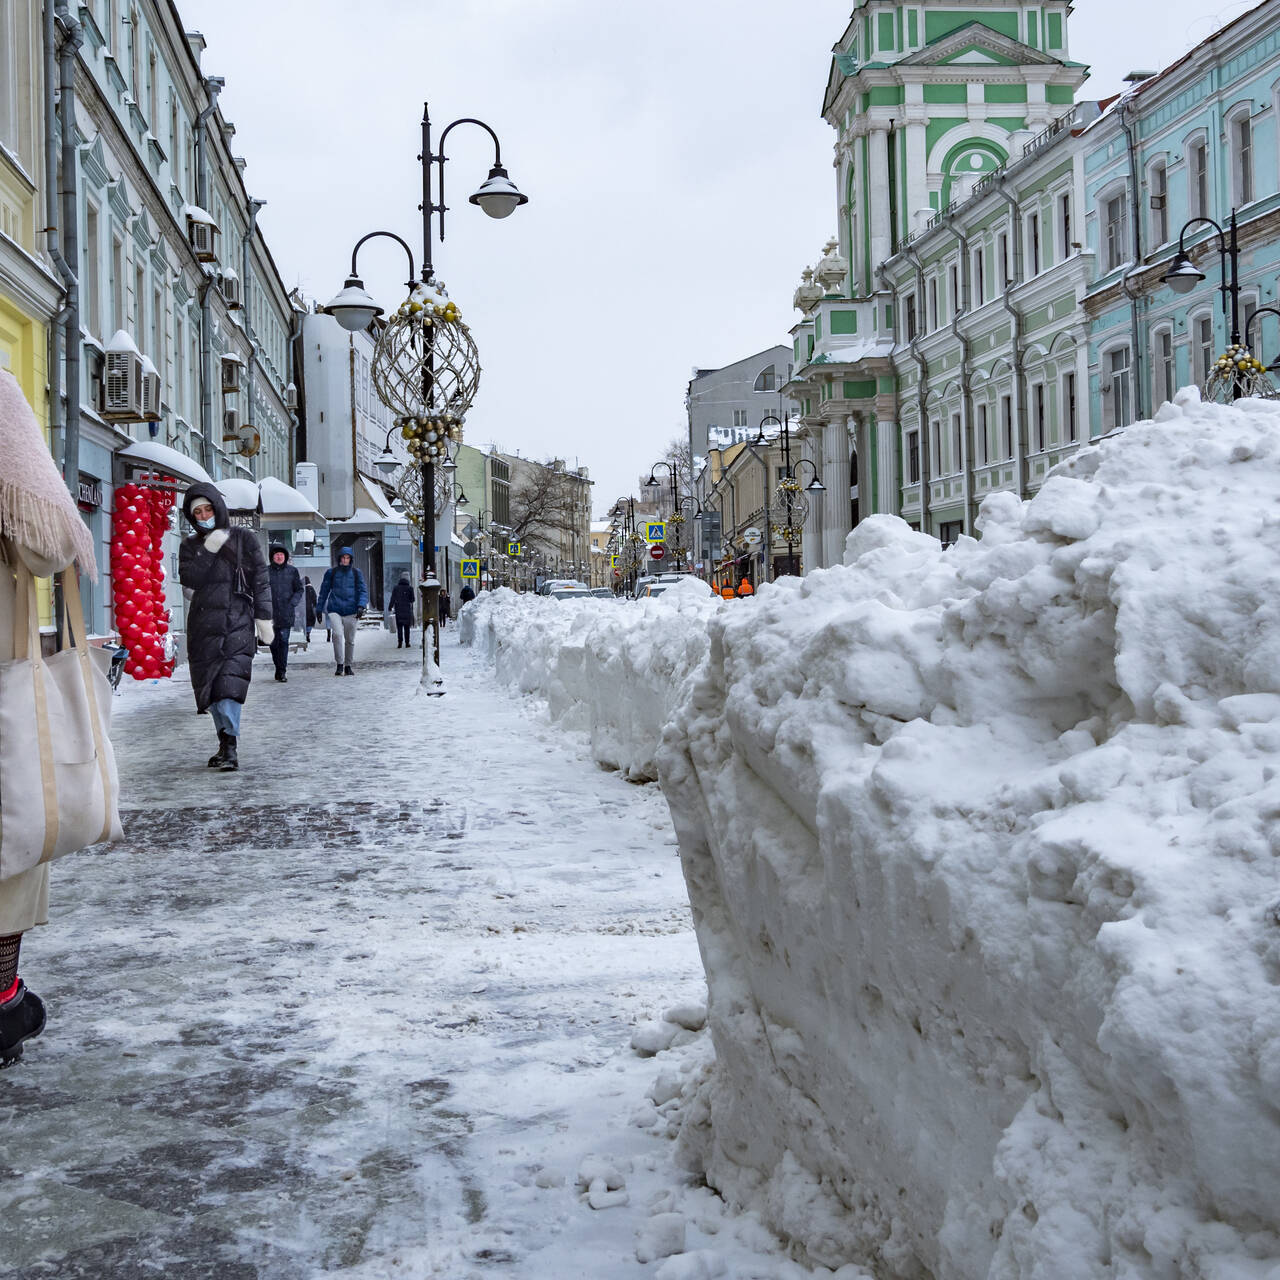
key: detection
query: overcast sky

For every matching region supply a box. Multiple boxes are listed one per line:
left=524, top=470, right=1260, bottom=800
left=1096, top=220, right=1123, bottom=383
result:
left=181, top=0, right=1256, bottom=515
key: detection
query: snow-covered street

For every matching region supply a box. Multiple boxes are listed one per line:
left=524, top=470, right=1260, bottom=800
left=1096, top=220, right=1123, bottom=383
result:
left=0, top=628, right=801, bottom=1278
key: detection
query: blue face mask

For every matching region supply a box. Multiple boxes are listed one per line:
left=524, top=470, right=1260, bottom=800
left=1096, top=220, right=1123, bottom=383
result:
left=195, top=516, right=216, bottom=531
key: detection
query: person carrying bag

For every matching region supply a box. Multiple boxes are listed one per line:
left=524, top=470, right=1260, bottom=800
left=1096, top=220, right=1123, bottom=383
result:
left=0, top=369, right=122, bottom=1067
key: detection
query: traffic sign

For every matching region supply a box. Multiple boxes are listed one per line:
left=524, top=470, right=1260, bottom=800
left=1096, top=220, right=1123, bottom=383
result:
left=650, top=546, right=666, bottom=560
left=461, top=559, right=480, bottom=579
left=610, top=554, right=619, bottom=567
left=463, top=539, right=479, bottom=556
left=507, top=541, right=523, bottom=556
left=645, top=521, right=666, bottom=542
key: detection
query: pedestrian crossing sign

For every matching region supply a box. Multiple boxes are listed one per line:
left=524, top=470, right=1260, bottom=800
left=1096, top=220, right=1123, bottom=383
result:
left=508, top=541, right=523, bottom=556
left=645, top=522, right=665, bottom=542
left=461, top=559, right=480, bottom=579
left=610, top=554, right=619, bottom=568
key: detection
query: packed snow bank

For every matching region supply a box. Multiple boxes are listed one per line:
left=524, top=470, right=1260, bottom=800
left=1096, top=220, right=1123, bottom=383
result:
left=660, top=390, right=1280, bottom=1277
left=461, top=581, right=721, bottom=780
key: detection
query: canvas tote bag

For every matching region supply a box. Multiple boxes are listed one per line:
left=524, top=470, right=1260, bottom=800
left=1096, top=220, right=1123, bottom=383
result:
left=0, top=564, right=123, bottom=879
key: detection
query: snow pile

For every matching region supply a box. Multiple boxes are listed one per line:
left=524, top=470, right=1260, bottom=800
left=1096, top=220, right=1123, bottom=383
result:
left=461, top=581, right=721, bottom=780
left=659, top=390, right=1280, bottom=1276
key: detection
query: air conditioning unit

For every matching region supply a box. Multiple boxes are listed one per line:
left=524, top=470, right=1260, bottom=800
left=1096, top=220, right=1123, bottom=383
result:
left=185, top=206, right=218, bottom=263
left=102, top=330, right=144, bottom=422
left=220, top=270, right=242, bottom=309
left=237, top=424, right=262, bottom=457
left=1150, top=193, right=1166, bottom=210
left=221, top=352, right=244, bottom=394
left=139, top=354, right=162, bottom=422
left=222, top=407, right=241, bottom=440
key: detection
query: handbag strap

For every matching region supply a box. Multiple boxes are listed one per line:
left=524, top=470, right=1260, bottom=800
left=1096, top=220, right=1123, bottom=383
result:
left=61, top=568, right=115, bottom=845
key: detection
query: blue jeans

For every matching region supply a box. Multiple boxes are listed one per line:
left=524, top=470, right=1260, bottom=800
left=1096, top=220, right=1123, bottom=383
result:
left=209, top=698, right=242, bottom=737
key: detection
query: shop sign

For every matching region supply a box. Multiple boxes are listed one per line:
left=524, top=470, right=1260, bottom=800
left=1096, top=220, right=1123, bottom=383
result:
left=78, top=476, right=102, bottom=507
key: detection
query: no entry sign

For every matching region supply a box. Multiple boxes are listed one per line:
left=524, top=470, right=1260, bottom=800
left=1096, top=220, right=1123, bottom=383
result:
left=650, top=546, right=666, bottom=560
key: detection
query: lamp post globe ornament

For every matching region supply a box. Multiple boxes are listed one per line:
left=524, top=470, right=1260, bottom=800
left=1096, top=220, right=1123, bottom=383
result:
left=326, top=102, right=526, bottom=690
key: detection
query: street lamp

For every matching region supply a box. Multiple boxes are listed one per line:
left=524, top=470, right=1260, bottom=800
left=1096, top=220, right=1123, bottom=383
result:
left=790, top=458, right=826, bottom=492
left=324, top=103, right=526, bottom=690
left=646, top=460, right=681, bottom=569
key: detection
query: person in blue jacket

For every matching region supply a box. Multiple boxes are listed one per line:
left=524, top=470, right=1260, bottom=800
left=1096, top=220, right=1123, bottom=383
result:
left=316, top=549, right=368, bottom=675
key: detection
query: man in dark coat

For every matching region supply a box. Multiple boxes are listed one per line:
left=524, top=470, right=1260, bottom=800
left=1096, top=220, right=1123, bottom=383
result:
left=459, top=584, right=476, bottom=605
left=438, top=589, right=452, bottom=627
left=316, top=549, right=368, bottom=676
left=304, top=577, right=318, bottom=643
left=178, top=483, right=272, bottom=772
left=387, top=571, right=415, bottom=648
left=267, top=543, right=304, bottom=682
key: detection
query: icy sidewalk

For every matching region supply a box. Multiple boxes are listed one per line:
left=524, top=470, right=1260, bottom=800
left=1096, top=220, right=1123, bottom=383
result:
left=0, top=628, right=747, bottom=1278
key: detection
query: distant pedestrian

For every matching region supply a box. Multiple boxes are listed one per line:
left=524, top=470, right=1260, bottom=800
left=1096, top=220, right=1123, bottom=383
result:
left=388, top=571, right=415, bottom=648
left=719, top=582, right=735, bottom=600
left=459, top=584, right=476, bottom=605
left=178, top=483, right=273, bottom=772
left=438, top=589, right=452, bottom=627
left=304, top=577, right=318, bottom=642
left=317, top=549, right=367, bottom=676
left=736, top=577, right=754, bottom=598
left=267, top=543, right=303, bottom=682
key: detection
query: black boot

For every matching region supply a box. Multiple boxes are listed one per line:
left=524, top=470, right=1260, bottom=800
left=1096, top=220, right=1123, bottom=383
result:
left=343, top=665, right=354, bottom=676
left=208, top=730, right=229, bottom=768
left=0, top=981, right=46, bottom=1068
left=219, top=737, right=239, bottom=771
left=335, top=664, right=344, bottom=677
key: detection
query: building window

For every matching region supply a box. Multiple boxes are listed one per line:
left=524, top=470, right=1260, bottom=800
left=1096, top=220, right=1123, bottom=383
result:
left=1149, top=160, right=1168, bottom=246
left=1000, top=394, right=1014, bottom=459
left=939, top=520, right=963, bottom=548
left=973, top=247, right=985, bottom=307
left=1231, top=110, right=1254, bottom=205
left=928, top=277, right=938, bottom=331
left=83, top=203, right=100, bottom=338
left=949, top=263, right=959, bottom=317
left=1103, top=193, right=1128, bottom=272
left=753, top=366, right=777, bottom=392
left=1058, top=192, right=1072, bottom=258
left=951, top=412, right=962, bottom=473
left=732, top=409, right=748, bottom=428
left=997, top=231, right=1010, bottom=288
left=1154, top=328, right=1175, bottom=405
left=1188, top=137, right=1209, bottom=219
left=1193, top=314, right=1214, bottom=385
left=1106, top=346, right=1133, bottom=429
left=1027, top=212, right=1042, bottom=275
left=1033, top=383, right=1046, bottom=452
left=977, top=403, right=989, bottom=464
left=1063, top=371, right=1077, bottom=441
left=930, top=419, right=941, bottom=473
left=906, top=430, right=920, bottom=484
left=905, top=293, right=918, bottom=341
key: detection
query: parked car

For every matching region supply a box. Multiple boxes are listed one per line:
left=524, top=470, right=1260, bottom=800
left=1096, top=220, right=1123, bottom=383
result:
left=537, top=579, right=583, bottom=596
left=637, top=577, right=713, bottom=600
left=548, top=585, right=593, bottom=600
left=589, top=587, right=614, bottom=598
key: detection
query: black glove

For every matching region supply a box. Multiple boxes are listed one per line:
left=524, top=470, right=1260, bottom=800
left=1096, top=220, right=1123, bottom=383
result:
left=357, top=607, right=366, bottom=619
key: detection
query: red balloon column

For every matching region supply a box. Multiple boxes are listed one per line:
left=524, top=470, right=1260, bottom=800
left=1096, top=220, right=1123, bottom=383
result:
left=110, top=481, right=176, bottom=681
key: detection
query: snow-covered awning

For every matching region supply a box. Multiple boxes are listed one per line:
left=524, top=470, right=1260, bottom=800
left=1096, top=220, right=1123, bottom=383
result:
left=215, top=477, right=260, bottom=512
left=259, top=476, right=324, bottom=528
left=116, top=439, right=213, bottom=489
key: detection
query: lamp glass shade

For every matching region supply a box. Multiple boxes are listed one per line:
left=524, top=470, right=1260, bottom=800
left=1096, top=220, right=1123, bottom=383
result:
left=1163, top=257, right=1204, bottom=295
left=325, top=277, right=383, bottom=332
left=441, top=456, right=458, bottom=473
left=469, top=165, right=528, bottom=219
left=375, top=448, right=399, bottom=476
left=806, top=477, right=827, bottom=492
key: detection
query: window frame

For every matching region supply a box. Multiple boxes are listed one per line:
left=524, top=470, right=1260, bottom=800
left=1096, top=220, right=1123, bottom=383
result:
left=1062, top=370, right=1078, bottom=442
left=1186, top=132, right=1210, bottom=220
left=1103, top=343, right=1133, bottom=431
left=1228, top=105, right=1255, bottom=206
left=1148, top=159, right=1169, bottom=248
left=1152, top=325, right=1176, bottom=406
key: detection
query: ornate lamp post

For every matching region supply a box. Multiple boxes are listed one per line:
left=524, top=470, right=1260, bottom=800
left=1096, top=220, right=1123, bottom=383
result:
left=325, top=103, right=526, bottom=691
left=1162, top=209, right=1275, bottom=402
left=645, top=460, right=681, bottom=569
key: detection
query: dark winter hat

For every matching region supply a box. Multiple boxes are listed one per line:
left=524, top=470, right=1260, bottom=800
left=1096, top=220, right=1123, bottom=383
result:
left=182, top=482, right=229, bottom=530
left=269, top=542, right=290, bottom=562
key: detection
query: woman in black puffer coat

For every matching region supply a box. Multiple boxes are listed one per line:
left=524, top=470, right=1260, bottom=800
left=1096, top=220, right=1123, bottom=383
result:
left=178, top=482, right=273, bottom=772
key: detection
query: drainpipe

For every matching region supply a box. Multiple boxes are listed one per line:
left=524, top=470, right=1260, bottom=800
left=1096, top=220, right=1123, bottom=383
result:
left=1118, top=99, right=1147, bottom=423
left=946, top=222, right=977, bottom=532
left=241, top=197, right=265, bottom=473
left=287, top=305, right=302, bottom=476
left=892, top=251, right=932, bottom=533
left=194, top=77, right=224, bottom=475
left=995, top=183, right=1028, bottom=496
left=53, top=0, right=83, bottom=493
left=43, top=0, right=75, bottom=478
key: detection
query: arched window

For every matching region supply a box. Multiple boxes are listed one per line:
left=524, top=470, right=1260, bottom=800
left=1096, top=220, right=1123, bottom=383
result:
left=1151, top=325, right=1176, bottom=407
left=753, top=366, right=776, bottom=393
left=1227, top=105, right=1255, bottom=206
left=1185, top=131, right=1210, bottom=219
left=1147, top=158, right=1169, bottom=247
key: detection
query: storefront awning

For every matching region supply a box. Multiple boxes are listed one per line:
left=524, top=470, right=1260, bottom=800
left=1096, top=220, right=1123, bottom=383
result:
left=214, top=476, right=327, bottom=531
left=116, top=439, right=213, bottom=488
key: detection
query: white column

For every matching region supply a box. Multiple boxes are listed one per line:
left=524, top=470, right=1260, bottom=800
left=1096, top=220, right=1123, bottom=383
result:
left=801, top=434, right=823, bottom=571
left=822, top=418, right=852, bottom=567
left=868, top=126, right=893, bottom=279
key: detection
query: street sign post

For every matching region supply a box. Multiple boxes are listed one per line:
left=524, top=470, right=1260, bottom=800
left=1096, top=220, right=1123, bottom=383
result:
left=461, top=559, right=480, bottom=579
left=645, top=521, right=665, bottom=542
left=507, top=541, right=523, bottom=556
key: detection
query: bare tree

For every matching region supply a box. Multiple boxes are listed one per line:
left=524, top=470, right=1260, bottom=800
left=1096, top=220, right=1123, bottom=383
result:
left=662, top=435, right=694, bottom=498
left=508, top=461, right=586, bottom=555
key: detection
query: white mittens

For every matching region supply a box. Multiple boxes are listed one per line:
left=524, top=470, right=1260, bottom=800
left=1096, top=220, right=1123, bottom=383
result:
left=255, top=619, right=274, bottom=644
left=203, top=528, right=230, bottom=553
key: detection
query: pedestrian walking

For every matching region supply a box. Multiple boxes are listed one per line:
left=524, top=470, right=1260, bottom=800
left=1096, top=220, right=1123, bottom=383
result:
left=388, top=571, right=415, bottom=647
left=719, top=581, right=736, bottom=600
left=0, top=369, right=113, bottom=1067
left=316, top=549, right=367, bottom=676
left=178, top=484, right=273, bottom=772
left=736, top=577, right=755, bottom=598
left=304, top=577, right=318, bottom=643
left=267, top=543, right=303, bottom=682
left=438, top=589, right=452, bottom=628
left=459, top=584, right=476, bottom=605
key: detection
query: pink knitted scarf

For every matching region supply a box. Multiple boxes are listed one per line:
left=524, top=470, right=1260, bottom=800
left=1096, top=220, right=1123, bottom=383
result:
left=0, top=369, right=97, bottom=579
